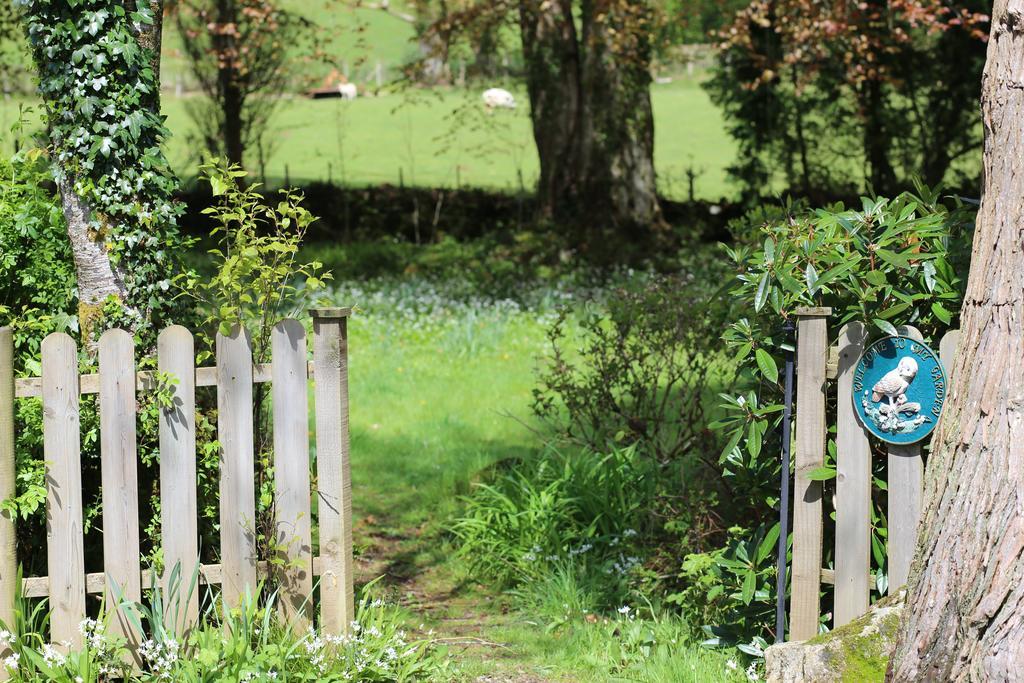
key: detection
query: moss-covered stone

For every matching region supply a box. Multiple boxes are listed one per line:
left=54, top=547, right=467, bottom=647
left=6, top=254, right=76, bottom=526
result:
left=765, top=590, right=905, bottom=683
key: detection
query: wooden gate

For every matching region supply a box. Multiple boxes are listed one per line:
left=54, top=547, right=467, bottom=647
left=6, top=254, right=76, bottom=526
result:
left=0, top=308, right=354, bottom=653
left=788, top=307, right=959, bottom=640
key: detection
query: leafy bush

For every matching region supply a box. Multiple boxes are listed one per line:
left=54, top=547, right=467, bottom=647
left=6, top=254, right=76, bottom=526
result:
left=451, top=446, right=652, bottom=602
left=532, top=266, right=732, bottom=465
left=696, top=187, right=974, bottom=645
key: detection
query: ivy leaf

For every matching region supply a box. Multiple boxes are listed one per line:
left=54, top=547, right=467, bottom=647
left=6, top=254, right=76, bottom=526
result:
left=755, top=348, right=779, bottom=385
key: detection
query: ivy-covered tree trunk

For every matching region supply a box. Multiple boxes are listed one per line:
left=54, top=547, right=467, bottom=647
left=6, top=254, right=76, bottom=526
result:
left=519, top=0, right=661, bottom=245
left=887, top=1, right=1024, bottom=678
left=23, top=0, right=183, bottom=341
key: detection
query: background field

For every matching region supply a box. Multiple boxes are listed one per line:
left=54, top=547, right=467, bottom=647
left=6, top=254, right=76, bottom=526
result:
left=159, top=77, right=736, bottom=201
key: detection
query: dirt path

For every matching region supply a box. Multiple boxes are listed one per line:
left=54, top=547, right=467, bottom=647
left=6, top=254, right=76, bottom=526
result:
left=353, top=515, right=563, bottom=682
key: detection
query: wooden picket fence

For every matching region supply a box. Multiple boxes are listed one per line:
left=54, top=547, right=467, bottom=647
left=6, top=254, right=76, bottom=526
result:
left=0, top=308, right=355, bottom=655
left=787, top=307, right=959, bottom=640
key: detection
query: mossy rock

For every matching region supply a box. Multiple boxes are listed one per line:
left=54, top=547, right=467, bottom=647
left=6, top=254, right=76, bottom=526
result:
left=764, top=590, right=905, bottom=683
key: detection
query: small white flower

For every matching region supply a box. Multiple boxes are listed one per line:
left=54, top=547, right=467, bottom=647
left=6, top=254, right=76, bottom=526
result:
left=618, top=605, right=631, bottom=615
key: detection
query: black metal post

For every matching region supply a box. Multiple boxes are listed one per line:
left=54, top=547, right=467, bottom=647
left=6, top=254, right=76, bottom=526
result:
left=775, top=319, right=796, bottom=643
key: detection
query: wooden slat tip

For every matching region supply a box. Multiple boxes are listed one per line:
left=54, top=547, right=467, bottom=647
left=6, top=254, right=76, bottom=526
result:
left=794, top=306, right=833, bottom=317
left=310, top=307, right=353, bottom=319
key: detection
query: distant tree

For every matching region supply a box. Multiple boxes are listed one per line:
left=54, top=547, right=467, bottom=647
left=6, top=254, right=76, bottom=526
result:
left=423, top=0, right=663, bottom=248
left=173, top=0, right=314, bottom=170
left=888, top=0, right=1024, bottom=677
left=707, top=0, right=989, bottom=199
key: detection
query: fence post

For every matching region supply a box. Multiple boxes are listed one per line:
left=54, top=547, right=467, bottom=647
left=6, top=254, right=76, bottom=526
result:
left=887, top=326, right=925, bottom=591
left=0, top=328, right=15, bottom=648
left=834, top=322, right=871, bottom=626
left=790, top=307, right=830, bottom=641
left=311, top=308, right=354, bottom=635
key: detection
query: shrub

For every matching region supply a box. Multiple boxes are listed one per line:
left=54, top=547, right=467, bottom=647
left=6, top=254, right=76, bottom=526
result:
left=451, top=446, right=652, bottom=603
left=532, top=265, right=733, bottom=465
left=698, top=187, right=974, bottom=645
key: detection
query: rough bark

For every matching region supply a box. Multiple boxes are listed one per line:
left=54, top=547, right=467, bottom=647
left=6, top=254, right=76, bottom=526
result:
left=887, top=1, right=1024, bottom=679
left=578, top=0, right=661, bottom=235
left=519, top=0, right=661, bottom=243
left=519, top=0, right=583, bottom=220
left=57, top=177, right=129, bottom=338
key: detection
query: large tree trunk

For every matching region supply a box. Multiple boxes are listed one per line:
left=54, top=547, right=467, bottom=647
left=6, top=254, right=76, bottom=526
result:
left=519, top=0, right=661, bottom=245
left=578, top=0, right=661, bottom=236
left=57, top=178, right=129, bottom=339
left=887, top=1, right=1024, bottom=679
left=861, top=77, right=896, bottom=193
left=519, top=0, right=583, bottom=221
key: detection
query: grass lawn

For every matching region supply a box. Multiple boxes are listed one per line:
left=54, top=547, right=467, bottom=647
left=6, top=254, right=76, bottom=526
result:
left=321, top=273, right=748, bottom=681
left=159, top=76, right=737, bottom=201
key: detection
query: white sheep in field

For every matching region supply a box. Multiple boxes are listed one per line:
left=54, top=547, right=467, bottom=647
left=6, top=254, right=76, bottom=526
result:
left=338, top=82, right=358, bottom=100
left=482, top=87, right=515, bottom=110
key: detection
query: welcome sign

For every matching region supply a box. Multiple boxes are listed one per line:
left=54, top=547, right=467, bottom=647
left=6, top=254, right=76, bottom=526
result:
left=852, top=335, right=947, bottom=445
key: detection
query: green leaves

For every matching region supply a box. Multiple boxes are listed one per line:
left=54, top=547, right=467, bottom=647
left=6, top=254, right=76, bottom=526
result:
left=755, top=348, right=778, bottom=384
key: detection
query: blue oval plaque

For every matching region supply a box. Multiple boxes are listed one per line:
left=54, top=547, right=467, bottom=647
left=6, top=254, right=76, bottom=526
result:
left=852, top=336, right=947, bottom=444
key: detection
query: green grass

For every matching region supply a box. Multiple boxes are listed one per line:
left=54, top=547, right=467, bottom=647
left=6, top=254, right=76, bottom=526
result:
left=160, top=76, right=737, bottom=200
left=315, top=272, right=747, bottom=681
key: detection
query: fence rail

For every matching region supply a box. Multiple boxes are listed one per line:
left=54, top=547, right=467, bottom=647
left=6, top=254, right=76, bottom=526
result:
left=788, top=308, right=959, bottom=640
left=0, top=309, right=355, bottom=658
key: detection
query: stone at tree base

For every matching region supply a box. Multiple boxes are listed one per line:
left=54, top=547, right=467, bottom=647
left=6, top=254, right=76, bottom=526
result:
left=764, top=590, right=906, bottom=683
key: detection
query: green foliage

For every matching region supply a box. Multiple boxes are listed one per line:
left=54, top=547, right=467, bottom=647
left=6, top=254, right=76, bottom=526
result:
left=669, top=524, right=778, bottom=652
left=1, top=581, right=447, bottom=681
left=19, top=0, right=187, bottom=327
left=183, top=160, right=332, bottom=353
left=451, top=446, right=651, bottom=599
left=533, top=268, right=731, bottom=464
left=697, top=188, right=973, bottom=645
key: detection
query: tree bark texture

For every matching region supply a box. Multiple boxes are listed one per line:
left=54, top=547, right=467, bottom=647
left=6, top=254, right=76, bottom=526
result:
left=888, top=1, right=1024, bottom=679
left=519, top=0, right=661, bottom=241
left=57, top=177, right=128, bottom=337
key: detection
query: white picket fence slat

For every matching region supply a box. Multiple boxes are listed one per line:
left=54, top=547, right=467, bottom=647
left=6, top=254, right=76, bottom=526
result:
left=789, top=311, right=960, bottom=640
left=272, top=319, right=313, bottom=627
left=311, top=308, right=355, bottom=635
left=157, top=325, right=200, bottom=633
left=0, top=311, right=354, bottom=657
left=98, top=329, right=142, bottom=643
left=834, top=321, right=871, bottom=626
left=41, top=333, right=86, bottom=650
